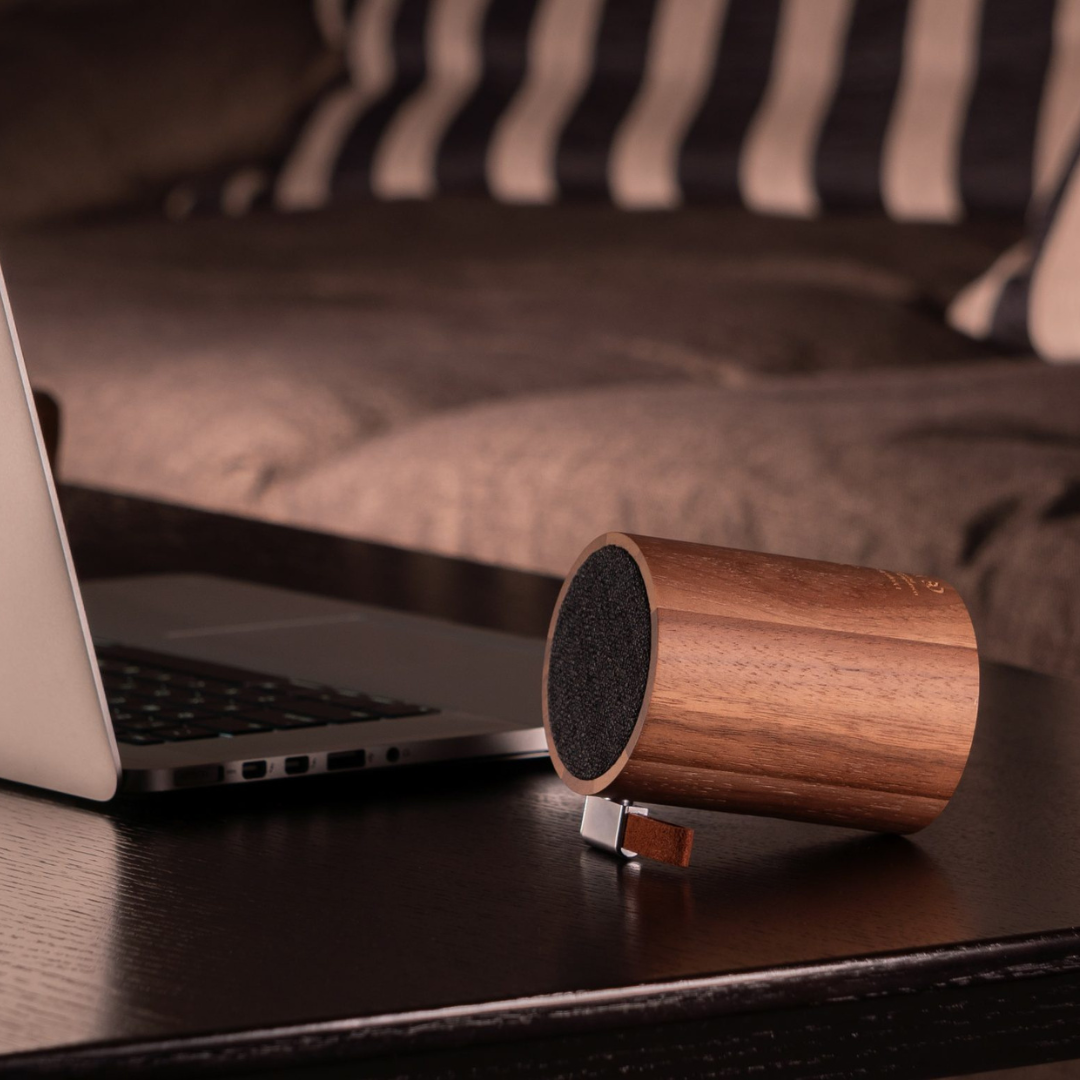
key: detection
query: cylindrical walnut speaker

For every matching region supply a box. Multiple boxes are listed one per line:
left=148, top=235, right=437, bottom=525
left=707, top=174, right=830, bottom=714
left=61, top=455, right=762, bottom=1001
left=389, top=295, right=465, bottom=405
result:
left=542, top=533, right=980, bottom=835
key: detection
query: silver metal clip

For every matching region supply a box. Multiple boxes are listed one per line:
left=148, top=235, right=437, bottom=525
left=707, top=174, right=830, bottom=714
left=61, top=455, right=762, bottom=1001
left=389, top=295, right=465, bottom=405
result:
left=580, top=796, right=650, bottom=858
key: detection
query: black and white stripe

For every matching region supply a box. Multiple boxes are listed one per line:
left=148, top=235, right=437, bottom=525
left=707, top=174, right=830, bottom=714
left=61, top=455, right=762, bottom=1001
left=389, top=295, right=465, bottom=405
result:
left=815, top=0, right=907, bottom=213
left=554, top=0, right=656, bottom=200
left=1028, top=138, right=1080, bottom=359
left=610, top=0, right=729, bottom=209
left=486, top=0, right=607, bottom=203
left=1035, top=0, right=1080, bottom=197
left=276, top=0, right=404, bottom=209
left=949, top=133, right=1080, bottom=362
left=678, top=0, right=780, bottom=206
left=945, top=0, right=1080, bottom=361
left=266, top=0, right=1077, bottom=223
left=960, top=0, right=1055, bottom=214
left=436, top=0, right=539, bottom=194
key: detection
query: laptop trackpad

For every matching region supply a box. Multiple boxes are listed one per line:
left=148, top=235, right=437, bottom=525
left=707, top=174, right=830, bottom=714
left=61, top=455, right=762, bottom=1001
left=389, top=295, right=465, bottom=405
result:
left=81, top=574, right=546, bottom=728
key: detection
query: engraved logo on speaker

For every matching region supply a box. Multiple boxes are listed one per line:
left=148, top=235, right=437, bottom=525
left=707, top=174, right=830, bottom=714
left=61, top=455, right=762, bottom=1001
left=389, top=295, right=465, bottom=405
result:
left=880, top=570, right=946, bottom=596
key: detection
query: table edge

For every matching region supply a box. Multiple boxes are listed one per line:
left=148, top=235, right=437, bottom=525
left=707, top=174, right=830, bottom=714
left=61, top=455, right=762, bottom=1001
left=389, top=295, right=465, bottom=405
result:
left=8, top=926, right=1080, bottom=1077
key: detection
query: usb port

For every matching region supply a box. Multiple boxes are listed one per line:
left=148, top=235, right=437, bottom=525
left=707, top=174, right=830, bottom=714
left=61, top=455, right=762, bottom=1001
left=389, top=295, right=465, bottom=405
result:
left=327, top=749, right=366, bottom=771
left=284, top=755, right=309, bottom=776
left=242, top=760, right=267, bottom=780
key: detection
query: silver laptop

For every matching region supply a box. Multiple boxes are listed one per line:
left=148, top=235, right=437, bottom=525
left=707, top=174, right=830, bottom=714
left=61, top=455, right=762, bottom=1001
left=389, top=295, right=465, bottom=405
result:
left=0, top=266, right=547, bottom=801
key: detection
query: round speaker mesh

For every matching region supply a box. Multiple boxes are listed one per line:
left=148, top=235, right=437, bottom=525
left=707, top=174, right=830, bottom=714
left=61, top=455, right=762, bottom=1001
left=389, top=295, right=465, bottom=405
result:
left=546, top=545, right=652, bottom=781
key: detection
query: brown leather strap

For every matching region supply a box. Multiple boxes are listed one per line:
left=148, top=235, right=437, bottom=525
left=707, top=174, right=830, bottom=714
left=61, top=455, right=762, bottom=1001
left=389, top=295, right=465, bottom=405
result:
left=623, top=813, right=694, bottom=867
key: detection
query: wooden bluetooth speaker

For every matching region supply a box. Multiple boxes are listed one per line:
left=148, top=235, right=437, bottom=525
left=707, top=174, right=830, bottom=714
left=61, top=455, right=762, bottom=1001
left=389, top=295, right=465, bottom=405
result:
left=542, top=534, right=980, bottom=834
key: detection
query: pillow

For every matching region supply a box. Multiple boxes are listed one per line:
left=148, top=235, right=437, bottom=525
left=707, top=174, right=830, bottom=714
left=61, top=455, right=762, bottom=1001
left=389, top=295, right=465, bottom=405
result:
left=267, top=0, right=1077, bottom=221
left=949, top=135, right=1080, bottom=361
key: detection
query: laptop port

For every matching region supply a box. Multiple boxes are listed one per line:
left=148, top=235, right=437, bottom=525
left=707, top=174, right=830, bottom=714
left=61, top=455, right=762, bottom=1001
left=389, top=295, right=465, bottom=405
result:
left=386, top=747, right=400, bottom=763
left=172, top=765, right=224, bottom=789
left=242, top=760, right=267, bottom=780
left=284, top=755, right=309, bottom=776
left=327, top=749, right=366, bottom=771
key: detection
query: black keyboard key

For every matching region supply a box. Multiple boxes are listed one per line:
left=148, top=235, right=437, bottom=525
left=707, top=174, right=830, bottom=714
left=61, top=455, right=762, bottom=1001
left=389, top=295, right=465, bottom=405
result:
left=96, top=645, right=268, bottom=685
left=236, top=709, right=329, bottom=730
left=301, top=690, right=371, bottom=708
left=118, top=716, right=176, bottom=732
left=99, top=643, right=439, bottom=740
left=172, top=692, right=230, bottom=708
left=224, top=690, right=283, bottom=707
left=198, top=715, right=273, bottom=736
left=153, top=724, right=220, bottom=742
left=102, top=676, right=140, bottom=691
left=170, top=710, right=218, bottom=724
left=116, top=732, right=166, bottom=745
left=99, top=659, right=144, bottom=677
left=174, top=675, right=234, bottom=692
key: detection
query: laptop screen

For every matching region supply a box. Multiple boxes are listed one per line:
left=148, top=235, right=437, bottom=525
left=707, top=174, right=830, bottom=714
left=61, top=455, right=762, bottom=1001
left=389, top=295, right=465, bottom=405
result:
left=0, top=265, right=119, bottom=800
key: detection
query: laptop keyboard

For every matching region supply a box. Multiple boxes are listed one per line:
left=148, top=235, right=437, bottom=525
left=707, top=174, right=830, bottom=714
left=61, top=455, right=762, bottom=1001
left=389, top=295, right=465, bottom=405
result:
left=96, top=645, right=439, bottom=746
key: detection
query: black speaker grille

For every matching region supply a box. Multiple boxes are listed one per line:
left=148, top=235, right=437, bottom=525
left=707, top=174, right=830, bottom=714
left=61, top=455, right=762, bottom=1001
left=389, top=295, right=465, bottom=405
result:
left=546, top=545, right=652, bottom=781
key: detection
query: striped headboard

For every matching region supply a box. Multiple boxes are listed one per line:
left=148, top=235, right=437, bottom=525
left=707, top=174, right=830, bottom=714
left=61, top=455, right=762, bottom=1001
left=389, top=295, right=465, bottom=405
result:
left=257, top=0, right=1080, bottom=222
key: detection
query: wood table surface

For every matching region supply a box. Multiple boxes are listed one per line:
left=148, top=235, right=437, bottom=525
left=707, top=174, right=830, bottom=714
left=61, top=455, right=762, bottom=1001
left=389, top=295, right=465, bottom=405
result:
left=1, top=487, right=1078, bottom=1078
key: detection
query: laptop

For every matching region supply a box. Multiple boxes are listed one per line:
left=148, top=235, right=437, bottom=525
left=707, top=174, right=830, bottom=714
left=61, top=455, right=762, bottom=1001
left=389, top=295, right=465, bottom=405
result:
left=0, top=266, right=548, bottom=801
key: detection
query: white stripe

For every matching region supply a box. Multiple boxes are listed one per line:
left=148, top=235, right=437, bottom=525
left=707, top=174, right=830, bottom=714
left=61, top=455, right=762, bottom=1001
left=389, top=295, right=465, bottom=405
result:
left=881, top=0, right=983, bottom=223
left=738, top=0, right=854, bottom=218
left=1035, top=0, right=1080, bottom=197
left=1030, top=163, right=1080, bottom=361
left=372, top=0, right=492, bottom=200
left=946, top=241, right=1032, bottom=341
left=609, top=0, right=729, bottom=210
left=275, top=0, right=402, bottom=211
left=221, top=168, right=269, bottom=218
left=313, top=0, right=349, bottom=47
left=486, top=0, right=606, bottom=204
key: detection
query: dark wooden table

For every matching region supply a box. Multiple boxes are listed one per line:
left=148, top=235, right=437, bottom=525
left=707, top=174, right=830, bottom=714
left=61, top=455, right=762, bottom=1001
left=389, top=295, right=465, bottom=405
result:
left=1, top=486, right=1078, bottom=1079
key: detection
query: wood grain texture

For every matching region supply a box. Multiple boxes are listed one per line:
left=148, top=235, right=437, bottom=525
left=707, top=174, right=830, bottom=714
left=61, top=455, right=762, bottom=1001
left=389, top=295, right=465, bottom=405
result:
left=10, top=931, right=1080, bottom=1078
left=545, top=533, right=980, bottom=832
